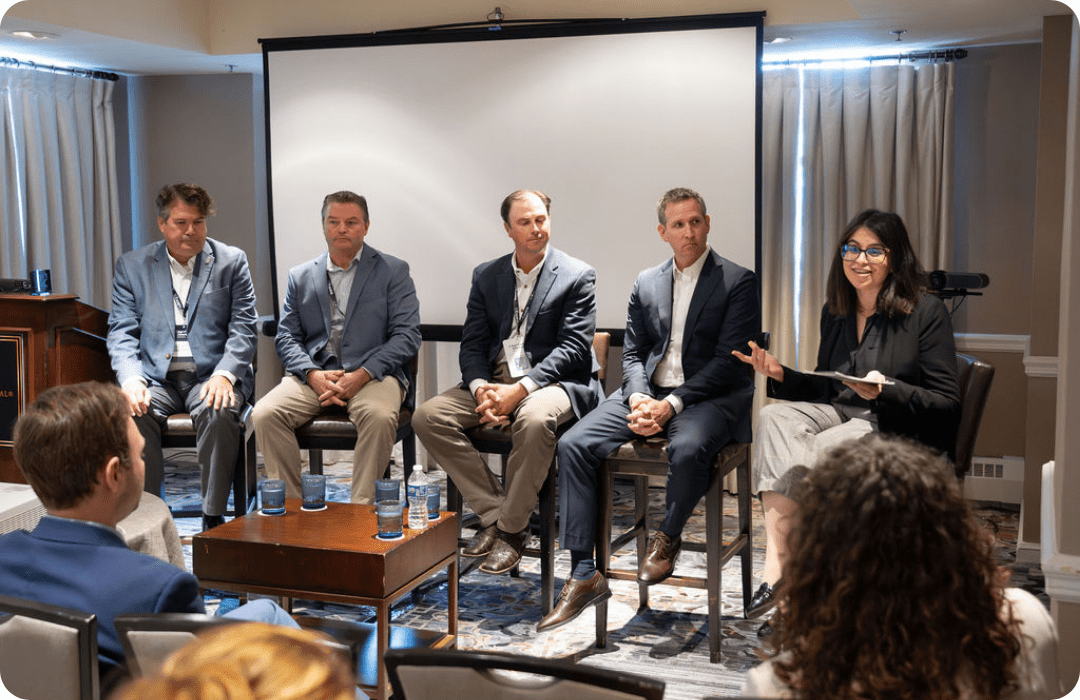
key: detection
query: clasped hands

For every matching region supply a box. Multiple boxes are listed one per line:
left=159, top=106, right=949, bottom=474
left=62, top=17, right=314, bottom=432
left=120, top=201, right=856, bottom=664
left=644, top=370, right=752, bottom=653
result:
left=473, top=382, right=527, bottom=426
left=307, top=368, right=371, bottom=407
left=626, top=395, right=673, bottom=436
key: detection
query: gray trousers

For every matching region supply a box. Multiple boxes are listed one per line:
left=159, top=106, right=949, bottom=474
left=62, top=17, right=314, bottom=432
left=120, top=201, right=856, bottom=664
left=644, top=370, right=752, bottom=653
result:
left=751, top=401, right=876, bottom=498
left=137, top=372, right=244, bottom=516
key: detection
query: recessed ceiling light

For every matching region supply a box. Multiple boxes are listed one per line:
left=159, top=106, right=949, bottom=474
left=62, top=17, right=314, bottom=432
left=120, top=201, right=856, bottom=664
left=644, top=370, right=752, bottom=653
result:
left=9, top=30, right=59, bottom=40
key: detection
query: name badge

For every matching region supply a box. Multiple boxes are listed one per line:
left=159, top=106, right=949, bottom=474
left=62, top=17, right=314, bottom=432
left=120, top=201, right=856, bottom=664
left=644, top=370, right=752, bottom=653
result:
left=502, top=337, right=532, bottom=378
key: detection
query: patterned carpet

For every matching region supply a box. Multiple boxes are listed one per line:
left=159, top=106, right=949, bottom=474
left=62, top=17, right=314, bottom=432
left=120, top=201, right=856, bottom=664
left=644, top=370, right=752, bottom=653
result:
left=164, top=450, right=1046, bottom=700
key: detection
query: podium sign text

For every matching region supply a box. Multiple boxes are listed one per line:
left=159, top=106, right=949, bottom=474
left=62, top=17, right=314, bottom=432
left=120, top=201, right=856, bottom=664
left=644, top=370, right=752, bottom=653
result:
left=0, top=333, right=27, bottom=447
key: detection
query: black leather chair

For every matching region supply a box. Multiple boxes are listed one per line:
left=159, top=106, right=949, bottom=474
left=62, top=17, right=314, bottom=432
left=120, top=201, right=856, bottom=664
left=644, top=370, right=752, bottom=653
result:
left=953, top=353, right=996, bottom=479
left=385, top=647, right=665, bottom=700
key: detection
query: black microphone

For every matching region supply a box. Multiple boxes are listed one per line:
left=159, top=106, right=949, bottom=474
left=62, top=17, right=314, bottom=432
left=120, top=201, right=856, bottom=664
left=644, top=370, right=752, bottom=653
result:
left=0, top=278, right=30, bottom=292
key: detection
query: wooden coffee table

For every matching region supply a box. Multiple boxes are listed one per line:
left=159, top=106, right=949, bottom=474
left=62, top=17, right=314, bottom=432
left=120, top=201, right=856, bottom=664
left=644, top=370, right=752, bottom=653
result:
left=193, top=499, right=458, bottom=700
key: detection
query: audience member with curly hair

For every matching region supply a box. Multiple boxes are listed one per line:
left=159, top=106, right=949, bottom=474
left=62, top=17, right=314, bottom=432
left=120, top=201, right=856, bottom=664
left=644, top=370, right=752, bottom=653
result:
left=112, top=622, right=356, bottom=700
left=742, top=434, right=1062, bottom=700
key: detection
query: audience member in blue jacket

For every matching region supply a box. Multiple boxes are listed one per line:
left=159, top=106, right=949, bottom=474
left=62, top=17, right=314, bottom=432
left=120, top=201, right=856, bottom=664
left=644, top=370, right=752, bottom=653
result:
left=0, top=382, right=295, bottom=686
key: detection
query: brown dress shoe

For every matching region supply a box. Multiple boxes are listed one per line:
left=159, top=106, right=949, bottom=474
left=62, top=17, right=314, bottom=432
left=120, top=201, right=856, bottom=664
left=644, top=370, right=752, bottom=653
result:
left=479, top=528, right=529, bottom=574
left=536, top=572, right=611, bottom=632
left=637, top=531, right=681, bottom=584
left=461, top=524, right=498, bottom=558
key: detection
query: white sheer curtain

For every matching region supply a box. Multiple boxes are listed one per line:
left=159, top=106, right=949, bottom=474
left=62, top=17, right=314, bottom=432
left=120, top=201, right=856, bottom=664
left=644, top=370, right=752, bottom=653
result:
left=0, top=63, right=122, bottom=308
left=761, top=61, right=956, bottom=371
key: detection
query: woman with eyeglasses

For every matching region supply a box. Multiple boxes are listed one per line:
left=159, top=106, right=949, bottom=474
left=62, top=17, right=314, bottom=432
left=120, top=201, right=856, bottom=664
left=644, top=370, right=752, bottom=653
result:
left=733, top=209, right=960, bottom=635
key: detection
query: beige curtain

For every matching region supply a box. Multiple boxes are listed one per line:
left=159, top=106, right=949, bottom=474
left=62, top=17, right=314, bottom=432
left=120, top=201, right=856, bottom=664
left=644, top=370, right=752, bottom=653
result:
left=0, top=63, right=122, bottom=308
left=761, top=62, right=956, bottom=372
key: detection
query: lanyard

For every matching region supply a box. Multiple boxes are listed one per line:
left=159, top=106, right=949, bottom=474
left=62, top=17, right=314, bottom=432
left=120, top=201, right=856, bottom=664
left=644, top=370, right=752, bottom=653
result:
left=512, top=282, right=538, bottom=336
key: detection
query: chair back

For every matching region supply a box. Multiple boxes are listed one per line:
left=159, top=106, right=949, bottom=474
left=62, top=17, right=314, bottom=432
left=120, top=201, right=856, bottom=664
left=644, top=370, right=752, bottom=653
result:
left=593, top=331, right=611, bottom=383
left=114, top=613, right=240, bottom=678
left=0, top=593, right=99, bottom=700
left=384, top=648, right=664, bottom=700
left=953, top=353, right=995, bottom=479
left=115, top=613, right=359, bottom=679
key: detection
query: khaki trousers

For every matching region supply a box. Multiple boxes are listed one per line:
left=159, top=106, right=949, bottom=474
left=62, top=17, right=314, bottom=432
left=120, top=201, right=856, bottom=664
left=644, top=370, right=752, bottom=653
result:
left=252, top=375, right=403, bottom=504
left=413, top=381, right=573, bottom=534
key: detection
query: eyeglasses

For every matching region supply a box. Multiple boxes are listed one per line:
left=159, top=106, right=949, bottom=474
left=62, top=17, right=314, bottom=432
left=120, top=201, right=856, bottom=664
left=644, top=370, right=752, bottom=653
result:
left=840, top=243, right=888, bottom=263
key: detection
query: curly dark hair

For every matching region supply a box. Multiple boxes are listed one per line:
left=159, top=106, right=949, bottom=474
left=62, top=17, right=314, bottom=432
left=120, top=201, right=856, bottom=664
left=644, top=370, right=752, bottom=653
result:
left=156, top=183, right=215, bottom=221
left=825, top=209, right=924, bottom=319
left=770, top=434, right=1021, bottom=700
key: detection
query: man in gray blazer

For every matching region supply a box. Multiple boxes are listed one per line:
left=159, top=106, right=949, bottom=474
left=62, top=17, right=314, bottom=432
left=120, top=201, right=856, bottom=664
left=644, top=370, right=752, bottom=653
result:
left=252, top=191, right=421, bottom=504
left=414, top=190, right=601, bottom=575
left=107, top=183, right=258, bottom=532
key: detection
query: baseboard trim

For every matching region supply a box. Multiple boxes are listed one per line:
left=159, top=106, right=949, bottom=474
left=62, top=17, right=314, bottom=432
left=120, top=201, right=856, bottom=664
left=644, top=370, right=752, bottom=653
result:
left=954, top=333, right=1028, bottom=354
left=1041, top=461, right=1080, bottom=603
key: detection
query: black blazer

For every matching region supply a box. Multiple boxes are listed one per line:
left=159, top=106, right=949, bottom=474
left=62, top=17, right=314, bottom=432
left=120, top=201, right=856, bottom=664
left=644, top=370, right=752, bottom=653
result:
left=769, top=293, right=960, bottom=456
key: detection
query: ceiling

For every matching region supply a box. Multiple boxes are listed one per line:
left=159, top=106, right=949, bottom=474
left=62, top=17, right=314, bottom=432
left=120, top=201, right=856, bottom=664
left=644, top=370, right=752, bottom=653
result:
left=0, top=0, right=1075, bottom=76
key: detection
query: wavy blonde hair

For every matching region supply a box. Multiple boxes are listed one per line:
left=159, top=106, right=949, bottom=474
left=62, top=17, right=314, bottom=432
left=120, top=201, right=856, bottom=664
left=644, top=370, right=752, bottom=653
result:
left=112, top=623, right=355, bottom=700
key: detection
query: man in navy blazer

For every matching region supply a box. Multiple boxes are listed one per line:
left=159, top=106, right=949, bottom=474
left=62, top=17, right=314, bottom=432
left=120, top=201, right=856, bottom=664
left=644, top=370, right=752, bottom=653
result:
left=107, top=183, right=258, bottom=531
left=537, top=187, right=761, bottom=632
left=414, top=190, right=601, bottom=575
left=252, top=191, right=421, bottom=504
left=0, top=383, right=296, bottom=687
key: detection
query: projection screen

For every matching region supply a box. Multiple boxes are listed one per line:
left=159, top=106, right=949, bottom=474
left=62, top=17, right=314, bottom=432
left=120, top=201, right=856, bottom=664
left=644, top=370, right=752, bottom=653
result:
left=263, top=13, right=763, bottom=335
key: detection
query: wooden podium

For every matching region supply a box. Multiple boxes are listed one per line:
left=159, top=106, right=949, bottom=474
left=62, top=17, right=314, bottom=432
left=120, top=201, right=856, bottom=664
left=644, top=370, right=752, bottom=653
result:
left=0, top=293, right=113, bottom=482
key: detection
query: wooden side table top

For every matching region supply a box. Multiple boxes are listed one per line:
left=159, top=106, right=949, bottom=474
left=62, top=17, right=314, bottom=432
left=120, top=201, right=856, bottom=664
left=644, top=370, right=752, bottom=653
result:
left=192, top=500, right=458, bottom=600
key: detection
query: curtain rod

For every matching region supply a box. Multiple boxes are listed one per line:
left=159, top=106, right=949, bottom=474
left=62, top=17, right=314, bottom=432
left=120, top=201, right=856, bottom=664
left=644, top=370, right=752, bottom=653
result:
left=763, top=47, right=968, bottom=67
left=0, top=56, right=119, bottom=82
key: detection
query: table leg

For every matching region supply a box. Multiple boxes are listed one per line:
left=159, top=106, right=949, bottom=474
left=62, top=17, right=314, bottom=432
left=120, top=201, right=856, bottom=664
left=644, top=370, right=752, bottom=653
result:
left=449, top=555, right=458, bottom=641
left=376, top=599, right=390, bottom=700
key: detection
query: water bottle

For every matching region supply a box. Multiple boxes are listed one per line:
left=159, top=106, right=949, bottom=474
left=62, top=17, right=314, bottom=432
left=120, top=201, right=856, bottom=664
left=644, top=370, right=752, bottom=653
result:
left=407, top=464, right=428, bottom=530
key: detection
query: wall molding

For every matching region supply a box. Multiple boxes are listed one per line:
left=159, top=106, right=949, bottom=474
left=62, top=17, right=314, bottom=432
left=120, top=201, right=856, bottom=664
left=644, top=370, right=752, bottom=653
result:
left=1024, top=355, right=1060, bottom=378
left=954, top=333, right=1029, bottom=354
left=953, top=333, right=1059, bottom=379
left=1041, top=461, right=1080, bottom=603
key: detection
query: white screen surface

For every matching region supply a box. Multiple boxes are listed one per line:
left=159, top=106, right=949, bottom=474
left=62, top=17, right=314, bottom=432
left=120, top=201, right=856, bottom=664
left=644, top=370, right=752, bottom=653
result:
left=265, top=18, right=760, bottom=330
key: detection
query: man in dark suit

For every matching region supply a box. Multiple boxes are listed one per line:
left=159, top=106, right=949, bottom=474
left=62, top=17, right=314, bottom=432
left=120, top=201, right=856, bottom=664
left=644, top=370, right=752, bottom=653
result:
left=107, top=183, right=258, bottom=531
left=413, top=190, right=601, bottom=575
left=252, top=191, right=421, bottom=504
left=0, top=383, right=296, bottom=685
left=536, top=187, right=760, bottom=631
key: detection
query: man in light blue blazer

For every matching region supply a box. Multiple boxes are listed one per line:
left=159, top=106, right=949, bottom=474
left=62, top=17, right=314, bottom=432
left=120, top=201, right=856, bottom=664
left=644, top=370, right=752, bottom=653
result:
left=0, top=383, right=296, bottom=690
left=413, top=190, right=601, bottom=575
left=252, top=191, right=421, bottom=504
left=107, top=183, right=258, bottom=531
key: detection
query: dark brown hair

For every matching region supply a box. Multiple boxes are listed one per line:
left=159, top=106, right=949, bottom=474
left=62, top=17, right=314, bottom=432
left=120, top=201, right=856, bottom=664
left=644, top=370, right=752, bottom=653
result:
left=500, top=190, right=551, bottom=224
left=13, top=382, right=133, bottom=510
left=156, top=183, right=215, bottom=221
left=770, top=434, right=1021, bottom=700
left=825, top=209, right=923, bottom=318
left=321, top=190, right=369, bottom=223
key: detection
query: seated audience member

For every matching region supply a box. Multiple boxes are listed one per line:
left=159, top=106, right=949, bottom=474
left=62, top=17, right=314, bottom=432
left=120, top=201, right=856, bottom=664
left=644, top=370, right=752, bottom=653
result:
left=112, top=622, right=355, bottom=700
left=733, top=209, right=960, bottom=629
left=0, top=382, right=297, bottom=685
left=537, top=187, right=760, bottom=632
left=413, top=189, right=601, bottom=575
left=253, top=190, right=421, bottom=504
left=742, top=434, right=1062, bottom=700
left=107, top=183, right=258, bottom=532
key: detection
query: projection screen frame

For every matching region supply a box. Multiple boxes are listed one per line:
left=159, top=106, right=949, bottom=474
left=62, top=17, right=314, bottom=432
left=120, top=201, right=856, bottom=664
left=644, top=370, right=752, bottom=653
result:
left=261, top=11, right=764, bottom=343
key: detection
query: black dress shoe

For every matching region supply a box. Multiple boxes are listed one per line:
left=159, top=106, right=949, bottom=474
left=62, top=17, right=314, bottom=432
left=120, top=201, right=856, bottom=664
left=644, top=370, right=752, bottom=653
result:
left=461, top=524, right=498, bottom=558
left=202, top=514, right=225, bottom=531
left=479, top=529, right=529, bottom=574
left=745, top=579, right=783, bottom=620
left=536, top=572, right=612, bottom=632
left=637, top=531, right=681, bottom=585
